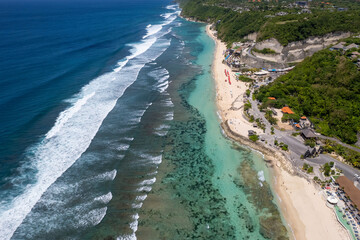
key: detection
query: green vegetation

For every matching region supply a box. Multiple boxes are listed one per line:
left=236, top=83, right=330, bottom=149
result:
left=304, top=139, right=316, bottom=148
left=180, top=0, right=360, bottom=45
left=255, top=118, right=266, bottom=132
left=265, top=110, right=277, bottom=125
left=281, top=113, right=300, bottom=122
left=245, top=89, right=251, bottom=97
left=303, top=163, right=313, bottom=174
left=270, top=127, right=274, bottom=135
left=238, top=75, right=253, bottom=82
left=257, top=11, right=360, bottom=45
left=322, top=140, right=360, bottom=169
left=249, top=134, right=259, bottom=142
left=291, top=132, right=300, bottom=137
left=181, top=1, right=267, bottom=43
left=322, top=162, right=332, bottom=176
left=256, top=49, right=360, bottom=144
left=275, top=141, right=288, bottom=151
left=252, top=48, right=276, bottom=54
left=244, top=101, right=252, bottom=111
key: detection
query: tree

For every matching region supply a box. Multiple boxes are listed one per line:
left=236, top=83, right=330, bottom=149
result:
left=249, top=134, right=259, bottom=142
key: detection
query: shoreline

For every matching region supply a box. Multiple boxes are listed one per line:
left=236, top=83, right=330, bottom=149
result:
left=206, top=24, right=349, bottom=240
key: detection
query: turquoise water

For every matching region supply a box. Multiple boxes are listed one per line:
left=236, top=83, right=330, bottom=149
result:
left=188, top=26, right=287, bottom=239
left=335, top=206, right=356, bottom=240
left=0, top=1, right=288, bottom=238
left=138, top=23, right=288, bottom=239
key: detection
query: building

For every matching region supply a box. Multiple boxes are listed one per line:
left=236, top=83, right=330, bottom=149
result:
left=248, top=130, right=256, bottom=136
left=344, top=43, right=359, bottom=51
left=336, top=176, right=360, bottom=210
left=268, top=97, right=276, bottom=100
left=300, top=9, right=312, bottom=14
left=295, top=1, right=308, bottom=7
left=281, top=106, right=294, bottom=114
left=301, top=129, right=317, bottom=140
left=331, top=42, right=346, bottom=51
left=299, top=116, right=312, bottom=128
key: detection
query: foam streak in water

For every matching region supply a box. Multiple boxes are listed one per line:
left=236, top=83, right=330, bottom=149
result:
left=0, top=19, right=173, bottom=240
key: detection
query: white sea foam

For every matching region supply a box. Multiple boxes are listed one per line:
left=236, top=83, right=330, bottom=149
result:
left=257, top=171, right=265, bottom=182
left=0, top=27, right=172, bottom=240
left=117, top=233, right=136, bottom=240
left=148, top=67, right=170, bottom=93
left=147, top=170, right=158, bottom=176
left=139, top=177, right=156, bottom=186
left=161, top=12, right=174, bottom=19
left=117, top=144, right=130, bottom=151
left=131, top=202, right=143, bottom=209
left=123, top=137, right=134, bottom=142
left=114, top=37, right=157, bottom=72
left=136, top=186, right=152, bottom=192
left=45, top=92, right=95, bottom=139
left=154, top=124, right=170, bottom=137
left=0, top=4, right=178, bottom=239
left=166, top=4, right=178, bottom=10
left=117, top=214, right=139, bottom=240
left=78, top=207, right=107, bottom=227
left=94, top=192, right=113, bottom=204
left=143, top=24, right=163, bottom=39
left=96, top=169, right=117, bottom=181
left=161, top=98, right=174, bottom=107
left=137, top=153, right=163, bottom=165
left=135, top=194, right=147, bottom=202
left=164, top=112, right=174, bottom=120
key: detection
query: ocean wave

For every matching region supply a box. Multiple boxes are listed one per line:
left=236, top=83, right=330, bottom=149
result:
left=0, top=3, right=180, bottom=239
left=0, top=24, right=173, bottom=240
left=148, top=67, right=170, bottom=93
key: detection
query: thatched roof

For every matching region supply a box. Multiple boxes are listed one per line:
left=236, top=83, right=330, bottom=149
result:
left=337, top=176, right=360, bottom=208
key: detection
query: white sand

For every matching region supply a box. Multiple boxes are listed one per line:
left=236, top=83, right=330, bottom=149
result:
left=207, top=27, right=260, bottom=137
left=206, top=25, right=349, bottom=240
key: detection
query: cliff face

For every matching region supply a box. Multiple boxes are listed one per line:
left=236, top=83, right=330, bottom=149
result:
left=253, top=32, right=351, bottom=63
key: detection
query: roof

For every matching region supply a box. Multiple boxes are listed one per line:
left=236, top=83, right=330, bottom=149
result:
left=301, top=129, right=317, bottom=138
left=295, top=124, right=300, bottom=128
left=345, top=43, right=359, bottom=51
left=332, top=43, right=345, bottom=50
left=281, top=106, right=294, bottom=114
left=301, top=116, right=307, bottom=120
left=268, top=97, right=276, bottom=100
left=337, top=176, right=360, bottom=209
left=327, top=196, right=339, bottom=204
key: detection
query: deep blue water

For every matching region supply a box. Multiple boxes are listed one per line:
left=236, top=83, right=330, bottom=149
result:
left=0, top=1, right=287, bottom=239
left=0, top=1, right=180, bottom=238
left=0, top=0, right=169, bottom=170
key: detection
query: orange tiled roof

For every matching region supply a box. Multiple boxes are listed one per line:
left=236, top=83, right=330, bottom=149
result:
left=301, top=116, right=307, bottom=120
left=268, top=97, right=276, bottom=100
left=281, top=106, right=294, bottom=114
left=295, top=124, right=300, bottom=128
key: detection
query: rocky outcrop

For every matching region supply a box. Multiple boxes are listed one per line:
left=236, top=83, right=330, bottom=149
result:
left=253, top=32, right=351, bottom=63
left=240, top=48, right=287, bottom=69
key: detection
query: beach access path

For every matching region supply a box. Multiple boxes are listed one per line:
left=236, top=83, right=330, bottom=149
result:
left=206, top=25, right=350, bottom=240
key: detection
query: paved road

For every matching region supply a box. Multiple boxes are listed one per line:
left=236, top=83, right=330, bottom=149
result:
left=317, top=135, right=360, bottom=154
left=248, top=93, right=360, bottom=182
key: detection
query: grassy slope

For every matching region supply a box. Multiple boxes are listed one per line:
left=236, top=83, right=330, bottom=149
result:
left=255, top=49, right=360, bottom=144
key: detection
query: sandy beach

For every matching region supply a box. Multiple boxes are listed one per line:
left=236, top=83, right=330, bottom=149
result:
left=206, top=25, right=349, bottom=240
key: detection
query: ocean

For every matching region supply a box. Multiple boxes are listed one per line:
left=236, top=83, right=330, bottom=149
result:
left=0, top=1, right=288, bottom=239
